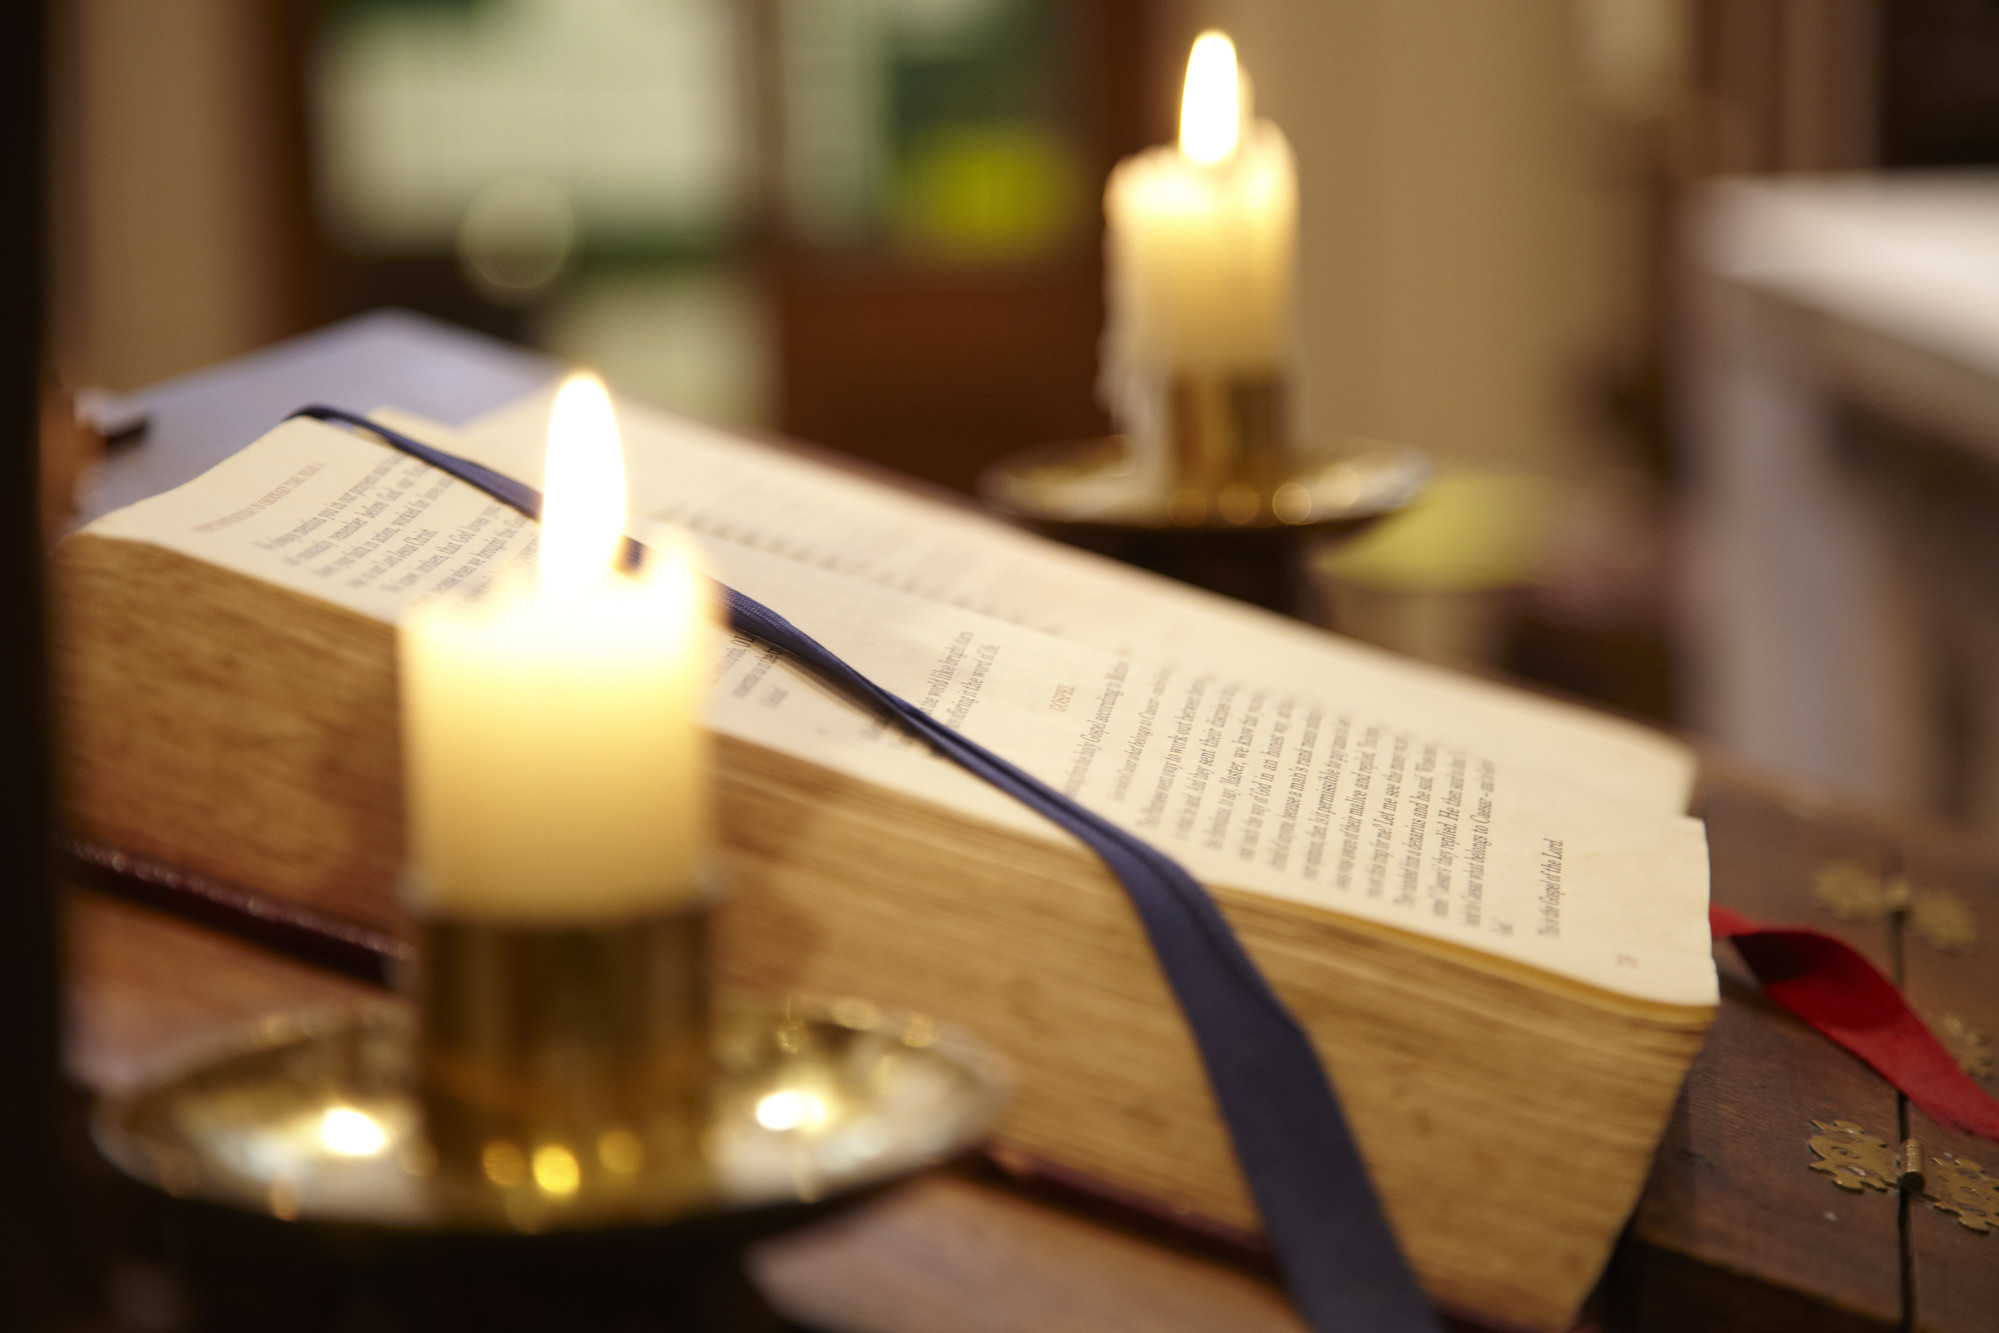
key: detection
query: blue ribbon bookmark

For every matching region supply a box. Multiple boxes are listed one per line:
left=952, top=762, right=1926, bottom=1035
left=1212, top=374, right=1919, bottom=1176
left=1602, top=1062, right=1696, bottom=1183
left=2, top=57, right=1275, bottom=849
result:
left=291, top=404, right=1442, bottom=1333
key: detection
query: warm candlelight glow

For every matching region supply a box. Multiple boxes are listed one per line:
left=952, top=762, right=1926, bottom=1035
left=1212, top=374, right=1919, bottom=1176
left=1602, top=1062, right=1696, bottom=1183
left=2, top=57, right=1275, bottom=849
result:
left=1103, top=28, right=1295, bottom=411
left=540, top=372, right=627, bottom=590
left=532, top=1143, right=582, bottom=1195
left=319, top=1106, right=389, bottom=1158
left=400, top=374, right=712, bottom=922
left=755, top=1089, right=830, bottom=1132
left=1179, top=32, right=1241, bottom=166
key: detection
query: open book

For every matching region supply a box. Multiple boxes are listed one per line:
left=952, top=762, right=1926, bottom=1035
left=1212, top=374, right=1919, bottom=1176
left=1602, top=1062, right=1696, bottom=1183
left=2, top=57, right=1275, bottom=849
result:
left=59, top=389, right=1715, bottom=1330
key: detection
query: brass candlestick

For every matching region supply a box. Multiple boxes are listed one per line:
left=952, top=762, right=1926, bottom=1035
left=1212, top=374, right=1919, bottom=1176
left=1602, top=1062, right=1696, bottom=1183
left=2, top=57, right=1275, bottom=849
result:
left=413, top=898, right=714, bottom=1230
left=1164, top=371, right=1287, bottom=524
left=979, top=369, right=1427, bottom=618
left=91, top=862, right=1005, bottom=1265
left=90, top=978, right=1006, bottom=1328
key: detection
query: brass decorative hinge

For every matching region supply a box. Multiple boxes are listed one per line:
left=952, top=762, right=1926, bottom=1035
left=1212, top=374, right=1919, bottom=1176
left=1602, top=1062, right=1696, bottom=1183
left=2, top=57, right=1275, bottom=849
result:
left=1808, top=1120, right=1898, bottom=1193
left=1931, top=1012, right=1994, bottom=1083
left=1809, top=1120, right=1999, bottom=1233
left=1812, top=862, right=1978, bottom=953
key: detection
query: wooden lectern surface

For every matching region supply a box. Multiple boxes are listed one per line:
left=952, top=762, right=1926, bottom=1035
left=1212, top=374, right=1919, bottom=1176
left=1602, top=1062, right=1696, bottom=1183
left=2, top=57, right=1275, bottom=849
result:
left=1616, top=767, right=1999, bottom=1333
left=62, top=312, right=1999, bottom=1332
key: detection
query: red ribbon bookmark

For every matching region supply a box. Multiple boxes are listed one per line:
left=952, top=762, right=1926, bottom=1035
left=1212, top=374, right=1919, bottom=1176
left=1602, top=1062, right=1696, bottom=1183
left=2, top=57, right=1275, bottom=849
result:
left=1711, top=905, right=1999, bottom=1140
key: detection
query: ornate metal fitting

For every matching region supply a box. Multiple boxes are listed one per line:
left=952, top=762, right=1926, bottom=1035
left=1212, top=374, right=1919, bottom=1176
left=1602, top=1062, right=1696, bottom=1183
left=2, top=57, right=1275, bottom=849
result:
left=1810, top=861, right=1978, bottom=953
left=1812, top=862, right=1901, bottom=921
left=1899, top=1138, right=1926, bottom=1191
left=1808, top=1120, right=1897, bottom=1192
left=1929, top=1152, right=1999, bottom=1234
left=1932, top=1012, right=1993, bottom=1083
left=1808, top=1120, right=1999, bottom=1232
left=1912, top=893, right=1980, bottom=954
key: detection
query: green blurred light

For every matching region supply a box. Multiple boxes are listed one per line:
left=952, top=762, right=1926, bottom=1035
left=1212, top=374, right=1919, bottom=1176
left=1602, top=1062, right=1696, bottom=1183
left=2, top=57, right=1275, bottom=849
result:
left=892, top=122, right=1080, bottom=262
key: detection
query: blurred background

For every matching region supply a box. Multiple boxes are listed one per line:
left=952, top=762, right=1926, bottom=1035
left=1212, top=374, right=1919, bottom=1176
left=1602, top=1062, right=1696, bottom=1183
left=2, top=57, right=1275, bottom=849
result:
left=44, top=0, right=1999, bottom=831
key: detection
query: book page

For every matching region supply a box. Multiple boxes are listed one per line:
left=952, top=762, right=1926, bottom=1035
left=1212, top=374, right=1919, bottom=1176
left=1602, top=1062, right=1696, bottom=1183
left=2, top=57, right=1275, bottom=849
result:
left=79, top=415, right=1715, bottom=1008
left=698, top=536, right=1715, bottom=1008
left=84, top=417, right=545, bottom=618
left=452, top=391, right=1698, bottom=815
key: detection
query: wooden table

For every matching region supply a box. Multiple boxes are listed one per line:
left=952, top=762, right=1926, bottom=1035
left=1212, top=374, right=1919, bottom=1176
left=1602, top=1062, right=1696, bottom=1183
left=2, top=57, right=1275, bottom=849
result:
left=63, top=313, right=1999, bottom=1331
left=1613, top=764, right=1999, bottom=1333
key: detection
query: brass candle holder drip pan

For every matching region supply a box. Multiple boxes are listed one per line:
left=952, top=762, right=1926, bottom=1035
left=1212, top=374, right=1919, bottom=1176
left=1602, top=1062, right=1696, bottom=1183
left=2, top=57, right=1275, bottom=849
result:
left=982, top=372, right=1426, bottom=536
left=980, top=371, right=1427, bottom=617
left=93, top=992, right=1007, bottom=1236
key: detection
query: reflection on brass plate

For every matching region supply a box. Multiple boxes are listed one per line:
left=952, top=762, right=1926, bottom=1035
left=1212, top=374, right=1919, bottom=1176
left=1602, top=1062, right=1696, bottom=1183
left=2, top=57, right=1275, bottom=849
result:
left=1933, top=1012, right=1993, bottom=1082
left=1807, top=1119, right=1999, bottom=1233
left=1808, top=1120, right=1896, bottom=1192
left=1809, top=862, right=1978, bottom=953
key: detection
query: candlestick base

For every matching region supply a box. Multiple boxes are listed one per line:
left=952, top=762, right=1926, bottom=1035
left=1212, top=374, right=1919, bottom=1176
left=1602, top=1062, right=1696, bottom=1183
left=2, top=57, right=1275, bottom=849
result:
left=978, top=432, right=1427, bottom=618
left=414, top=905, right=714, bottom=1229
left=980, top=430, right=1425, bottom=534
left=1167, top=372, right=1286, bottom=502
left=90, top=997, right=1007, bottom=1236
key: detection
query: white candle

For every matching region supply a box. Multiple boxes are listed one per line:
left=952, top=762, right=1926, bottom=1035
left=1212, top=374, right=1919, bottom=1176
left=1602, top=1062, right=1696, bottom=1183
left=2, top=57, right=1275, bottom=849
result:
left=1101, top=32, right=1297, bottom=418
left=400, top=374, right=710, bottom=922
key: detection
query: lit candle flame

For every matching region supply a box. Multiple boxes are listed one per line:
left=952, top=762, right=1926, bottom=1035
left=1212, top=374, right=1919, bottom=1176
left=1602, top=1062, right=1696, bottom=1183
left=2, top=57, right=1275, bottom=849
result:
left=541, top=372, right=627, bottom=588
left=1179, top=32, right=1241, bottom=166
